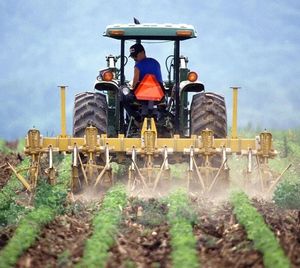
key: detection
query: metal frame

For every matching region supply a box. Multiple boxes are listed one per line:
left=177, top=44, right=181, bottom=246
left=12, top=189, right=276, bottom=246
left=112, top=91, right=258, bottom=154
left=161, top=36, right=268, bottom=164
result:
left=15, top=86, right=280, bottom=194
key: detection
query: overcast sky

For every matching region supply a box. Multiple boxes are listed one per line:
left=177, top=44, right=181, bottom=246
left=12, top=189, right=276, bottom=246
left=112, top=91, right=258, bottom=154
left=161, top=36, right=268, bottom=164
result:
left=0, top=0, right=299, bottom=140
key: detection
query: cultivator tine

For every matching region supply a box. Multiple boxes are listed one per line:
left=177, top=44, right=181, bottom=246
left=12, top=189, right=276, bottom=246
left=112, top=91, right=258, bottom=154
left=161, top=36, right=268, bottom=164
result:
left=7, top=162, right=31, bottom=191
left=267, top=163, right=292, bottom=195
left=222, top=146, right=229, bottom=170
left=186, top=146, right=206, bottom=191
left=247, top=149, right=253, bottom=173
left=207, top=158, right=228, bottom=193
left=163, top=146, right=169, bottom=170
left=191, top=152, right=206, bottom=191
left=255, top=155, right=265, bottom=192
left=77, top=151, right=89, bottom=186
left=152, top=146, right=170, bottom=192
left=47, top=146, right=56, bottom=185
left=72, top=145, right=78, bottom=167
left=71, top=145, right=81, bottom=190
left=128, top=151, right=150, bottom=191
left=128, top=146, right=137, bottom=190
left=187, top=147, right=193, bottom=190
left=28, top=152, right=41, bottom=190
left=94, top=145, right=112, bottom=187
left=94, top=163, right=110, bottom=187
left=133, top=160, right=150, bottom=190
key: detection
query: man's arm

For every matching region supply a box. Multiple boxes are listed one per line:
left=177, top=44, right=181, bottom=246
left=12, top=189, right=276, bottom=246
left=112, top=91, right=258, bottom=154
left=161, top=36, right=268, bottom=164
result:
left=132, top=67, right=140, bottom=89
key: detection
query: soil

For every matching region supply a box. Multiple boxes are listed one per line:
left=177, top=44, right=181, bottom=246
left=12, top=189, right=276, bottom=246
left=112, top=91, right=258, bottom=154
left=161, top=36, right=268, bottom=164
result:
left=106, top=198, right=172, bottom=268
left=1, top=187, right=299, bottom=267
left=0, top=150, right=22, bottom=189
left=16, top=201, right=94, bottom=268
left=253, top=199, right=300, bottom=268
left=193, top=198, right=264, bottom=268
left=0, top=225, right=17, bottom=251
left=5, top=140, right=19, bottom=151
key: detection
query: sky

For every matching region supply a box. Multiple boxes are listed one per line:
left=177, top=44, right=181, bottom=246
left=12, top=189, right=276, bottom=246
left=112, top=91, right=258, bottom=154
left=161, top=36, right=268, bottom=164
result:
left=0, top=0, right=299, bottom=140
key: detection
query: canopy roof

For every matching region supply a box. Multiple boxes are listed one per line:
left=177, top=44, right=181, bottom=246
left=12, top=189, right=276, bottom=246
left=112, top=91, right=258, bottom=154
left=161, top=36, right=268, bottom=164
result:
left=104, top=23, right=197, bottom=40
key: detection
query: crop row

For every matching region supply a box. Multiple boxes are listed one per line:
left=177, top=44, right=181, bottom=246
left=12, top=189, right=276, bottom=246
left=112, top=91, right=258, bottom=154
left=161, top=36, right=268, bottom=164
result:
left=76, top=185, right=127, bottom=268
left=166, top=190, right=199, bottom=268
left=230, top=191, right=290, bottom=268
left=0, top=139, right=25, bottom=154
left=0, top=155, right=71, bottom=268
left=0, top=161, right=292, bottom=268
left=0, top=157, right=31, bottom=226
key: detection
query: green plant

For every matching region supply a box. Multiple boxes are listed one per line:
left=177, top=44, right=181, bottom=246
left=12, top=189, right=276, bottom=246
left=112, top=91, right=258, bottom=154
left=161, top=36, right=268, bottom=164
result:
left=110, top=162, right=127, bottom=177
left=273, top=175, right=300, bottom=209
left=0, top=140, right=12, bottom=154
left=34, top=155, right=71, bottom=212
left=0, top=157, right=31, bottom=226
left=230, top=191, right=290, bottom=268
left=57, top=250, right=72, bottom=268
left=16, top=139, right=26, bottom=153
left=124, top=259, right=136, bottom=268
left=166, top=189, right=199, bottom=268
left=0, top=206, right=55, bottom=268
left=131, top=198, right=167, bottom=227
left=170, top=163, right=188, bottom=180
left=0, top=155, right=71, bottom=267
left=77, top=184, right=127, bottom=268
left=0, top=203, right=31, bottom=226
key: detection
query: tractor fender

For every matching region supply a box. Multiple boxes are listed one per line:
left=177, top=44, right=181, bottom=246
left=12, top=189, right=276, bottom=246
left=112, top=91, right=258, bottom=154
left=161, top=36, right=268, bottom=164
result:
left=94, top=79, right=119, bottom=92
left=179, top=80, right=205, bottom=94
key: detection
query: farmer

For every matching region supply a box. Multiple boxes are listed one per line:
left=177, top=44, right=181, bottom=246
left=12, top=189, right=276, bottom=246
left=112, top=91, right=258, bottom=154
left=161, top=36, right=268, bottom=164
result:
left=122, top=43, right=163, bottom=125
left=129, top=43, right=162, bottom=88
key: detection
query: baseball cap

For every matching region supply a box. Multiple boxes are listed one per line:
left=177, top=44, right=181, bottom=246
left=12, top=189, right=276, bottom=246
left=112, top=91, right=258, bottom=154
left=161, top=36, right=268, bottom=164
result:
left=129, top=43, right=145, bottom=58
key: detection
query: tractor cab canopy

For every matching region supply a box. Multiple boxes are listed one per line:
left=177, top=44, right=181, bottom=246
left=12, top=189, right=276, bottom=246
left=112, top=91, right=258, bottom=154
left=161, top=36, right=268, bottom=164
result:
left=104, top=23, right=197, bottom=40
left=102, top=23, right=197, bottom=87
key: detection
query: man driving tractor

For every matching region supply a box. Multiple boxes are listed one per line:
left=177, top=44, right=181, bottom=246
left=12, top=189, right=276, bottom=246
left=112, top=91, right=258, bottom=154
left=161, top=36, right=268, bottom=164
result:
left=122, top=43, right=163, bottom=125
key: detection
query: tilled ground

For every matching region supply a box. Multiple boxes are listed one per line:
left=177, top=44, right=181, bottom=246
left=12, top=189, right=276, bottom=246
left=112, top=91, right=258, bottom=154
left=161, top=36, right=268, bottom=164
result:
left=107, top=198, right=172, bottom=268
left=193, top=198, right=264, bottom=268
left=0, top=225, right=16, bottom=251
left=0, top=150, right=22, bottom=189
left=253, top=199, right=300, bottom=268
left=16, top=201, right=94, bottom=268
left=1, top=192, right=299, bottom=267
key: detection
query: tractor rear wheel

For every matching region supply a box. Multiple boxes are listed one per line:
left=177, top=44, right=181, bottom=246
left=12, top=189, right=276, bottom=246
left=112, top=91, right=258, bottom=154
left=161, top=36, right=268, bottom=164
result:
left=73, top=92, right=108, bottom=137
left=190, top=92, right=227, bottom=138
left=72, top=92, right=108, bottom=192
left=190, top=92, right=228, bottom=193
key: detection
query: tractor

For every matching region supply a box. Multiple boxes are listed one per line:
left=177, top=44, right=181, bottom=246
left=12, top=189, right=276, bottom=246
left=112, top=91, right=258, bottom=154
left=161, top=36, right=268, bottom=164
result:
left=72, top=22, right=228, bottom=192
left=17, top=22, right=285, bottom=196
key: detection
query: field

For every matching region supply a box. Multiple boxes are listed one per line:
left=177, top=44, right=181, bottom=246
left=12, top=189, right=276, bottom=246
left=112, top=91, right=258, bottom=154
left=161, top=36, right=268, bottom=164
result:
left=0, top=129, right=300, bottom=268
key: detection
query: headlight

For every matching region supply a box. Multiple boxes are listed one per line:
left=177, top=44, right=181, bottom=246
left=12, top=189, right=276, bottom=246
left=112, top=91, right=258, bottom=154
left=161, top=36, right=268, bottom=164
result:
left=102, top=70, right=113, bottom=81
left=122, top=86, right=130, bottom=95
left=187, top=71, right=198, bottom=82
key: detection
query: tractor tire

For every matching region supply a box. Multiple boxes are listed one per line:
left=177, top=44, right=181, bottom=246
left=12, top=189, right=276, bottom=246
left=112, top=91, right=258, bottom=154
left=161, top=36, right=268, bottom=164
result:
left=73, top=92, right=108, bottom=137
left=190, top=92, right=227, bottom=137
left=190, top=92, right=228, bottom=193
left=72, top=92, right=108, bottom=193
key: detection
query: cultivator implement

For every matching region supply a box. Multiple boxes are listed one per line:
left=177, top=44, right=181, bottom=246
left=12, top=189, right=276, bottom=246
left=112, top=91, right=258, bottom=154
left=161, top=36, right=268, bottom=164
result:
left=7, top=86, right=285, bottom=195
